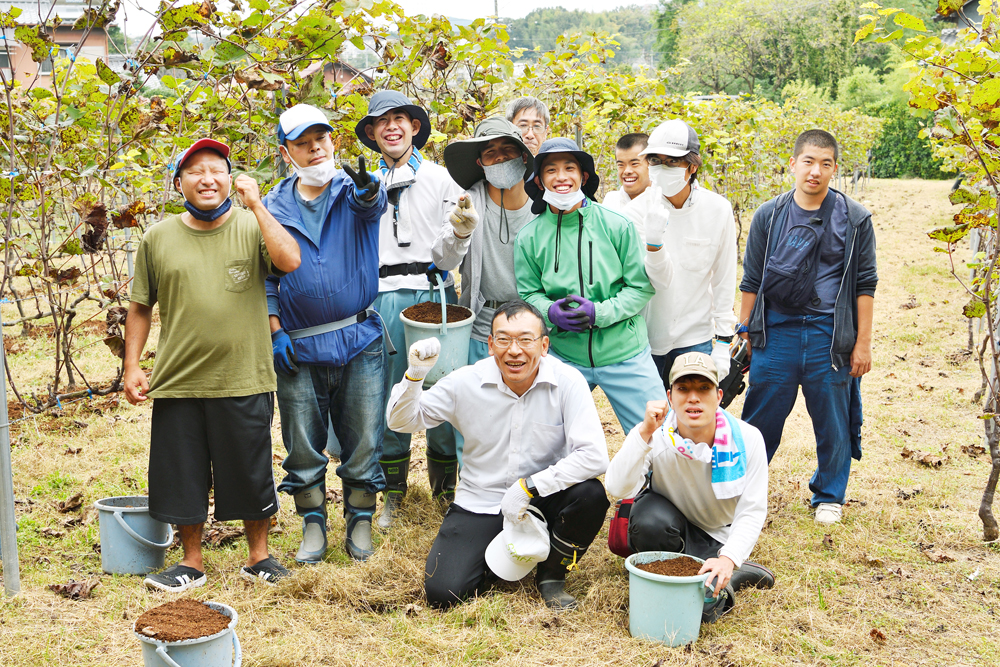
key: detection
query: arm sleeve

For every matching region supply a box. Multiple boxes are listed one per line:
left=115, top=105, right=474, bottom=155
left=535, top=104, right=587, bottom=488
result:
left=717, top=426, right=769, bottom=568
left=605, top=425, right=654, bottom=500
left=515, top=231, right=557, bottom=329
left=530, top=373, right=610, bottom=497
left=593, top=218, right=655, bottom=328
left=855, top=217, right=878, bottom=296
left=431, top=180, right=466, bottom=271
left=129, top=237, right=157, bottom=307
left=710, top=204, right=739, bottom=336
left=644, top=246, right=673, bottom=291
left=266, top=275, right=280, bottom=318
left=258, top=229, right=286, bottom=278
left=739, top=206, right=769, bottom=294
left=385, top=372, right=459, bottom=434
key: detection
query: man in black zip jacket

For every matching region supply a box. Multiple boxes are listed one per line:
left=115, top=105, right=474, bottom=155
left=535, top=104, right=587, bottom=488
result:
left=737, top=129, right=877, bottom=526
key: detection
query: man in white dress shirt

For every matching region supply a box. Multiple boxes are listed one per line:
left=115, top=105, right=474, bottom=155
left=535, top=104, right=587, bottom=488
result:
left=386, top=300, right=610, bottom=610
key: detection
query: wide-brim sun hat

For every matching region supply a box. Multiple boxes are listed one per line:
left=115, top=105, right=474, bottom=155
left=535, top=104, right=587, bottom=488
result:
left=524, top=137, right=600, bottom=215
left=355, top=90, right=432, bottom=153
left=172, top=138, right=231, bottom=181
left=443, top=116, right=534, bottom=190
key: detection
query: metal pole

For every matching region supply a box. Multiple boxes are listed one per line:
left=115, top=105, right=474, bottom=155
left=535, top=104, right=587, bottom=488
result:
left=0, top=304, right=21, bottom=595
left=125, top=227, right=134, bottom=279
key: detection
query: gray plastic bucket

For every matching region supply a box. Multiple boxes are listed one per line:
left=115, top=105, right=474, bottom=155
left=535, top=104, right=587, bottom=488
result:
left=94, top=496, right=173, bottom=575
left=135, top=601, right=241, bottom=667
left=624, top=551, right=714, bottom=646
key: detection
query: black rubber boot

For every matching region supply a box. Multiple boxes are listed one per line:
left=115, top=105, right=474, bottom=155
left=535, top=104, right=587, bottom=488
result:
left=426, top=450, right=458, bottom=511
left=535, top=533, right=587, bottom=610
left=730, top=561, right=775, bottom=593
left=702, top=583, right=736, bottom=624
left=343, top=483, right=377, bottom=561
left=377, top=453, right=410, bottom=530
left=293, top=481, right=328, bottom=564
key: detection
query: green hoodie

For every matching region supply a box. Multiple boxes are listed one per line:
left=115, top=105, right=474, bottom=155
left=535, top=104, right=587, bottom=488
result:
left=515, top=202, right=654, bottom=367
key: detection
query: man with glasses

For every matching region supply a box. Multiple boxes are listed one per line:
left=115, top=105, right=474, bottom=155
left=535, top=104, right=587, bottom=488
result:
left=506, top=97, right=550, bottom=156
left=386, top=300, right=610, bottom=610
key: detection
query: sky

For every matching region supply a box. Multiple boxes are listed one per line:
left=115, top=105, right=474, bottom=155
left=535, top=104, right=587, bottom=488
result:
left=116, top=0, right=644, bottom=36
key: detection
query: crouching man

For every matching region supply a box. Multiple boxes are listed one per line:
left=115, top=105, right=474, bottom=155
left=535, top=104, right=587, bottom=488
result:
left=386, top=301, right=610, bottom=610
left=604, top=352, right=774, bottom=622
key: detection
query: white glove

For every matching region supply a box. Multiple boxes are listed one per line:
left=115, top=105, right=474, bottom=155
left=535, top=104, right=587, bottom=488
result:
left=645, top=185, right=669, bottom=248
left=448, top=195, right=479, bottom=238
left=500, top=479, right=532, bottom=522
left=711, top=339, right=733, bottom=379
left=406, top=338, right=441, bottom=382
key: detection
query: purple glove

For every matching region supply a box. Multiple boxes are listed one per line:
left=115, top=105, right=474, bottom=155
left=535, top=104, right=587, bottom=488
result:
left=547, top=295, right=596, bottom=332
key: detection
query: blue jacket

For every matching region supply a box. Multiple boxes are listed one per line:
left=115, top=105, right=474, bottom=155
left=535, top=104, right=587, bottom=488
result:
left=740, top=188, right=878, bottom=371
left=265, top=173, right=388, bottom=367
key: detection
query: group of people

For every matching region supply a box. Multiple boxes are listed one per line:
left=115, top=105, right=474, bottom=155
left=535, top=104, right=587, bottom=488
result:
left=122, top=90, right=877, bottom=622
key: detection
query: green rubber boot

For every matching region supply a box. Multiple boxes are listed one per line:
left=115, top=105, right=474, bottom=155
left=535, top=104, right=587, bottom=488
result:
left=377, top=453, right=410, bottom=530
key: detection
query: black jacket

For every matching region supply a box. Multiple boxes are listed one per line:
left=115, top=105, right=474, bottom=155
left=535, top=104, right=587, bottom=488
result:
left=740, top=188, right=878, bottom=370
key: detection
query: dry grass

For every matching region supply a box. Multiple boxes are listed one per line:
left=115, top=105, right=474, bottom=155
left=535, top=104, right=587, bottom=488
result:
left=1, top=178, right=998, bottom=666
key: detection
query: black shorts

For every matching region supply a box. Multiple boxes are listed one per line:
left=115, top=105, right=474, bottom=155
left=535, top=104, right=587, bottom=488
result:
left=148, top=393, right=279, bottom=524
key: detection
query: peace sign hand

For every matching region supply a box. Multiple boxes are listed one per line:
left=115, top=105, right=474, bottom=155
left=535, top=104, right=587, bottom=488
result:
left=342, top=155, right=380, bottom=202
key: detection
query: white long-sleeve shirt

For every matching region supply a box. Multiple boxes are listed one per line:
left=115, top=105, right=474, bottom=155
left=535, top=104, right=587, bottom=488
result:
left=386, top=355, right=609, bottom=513
left=604, top=416, right=768, bottom=568
left=602, top=186, right=673, bottom=291
left=378, top=160, right=468, bottom=292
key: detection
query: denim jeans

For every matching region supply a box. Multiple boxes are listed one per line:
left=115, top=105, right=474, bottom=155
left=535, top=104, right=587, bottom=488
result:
left=741, top=310, right=853, bottom=506
left=652, top=340, right=714, bottom=385
left=275, top=338, right=386, bottom=495
left=375, top=288, right=459, bottom=459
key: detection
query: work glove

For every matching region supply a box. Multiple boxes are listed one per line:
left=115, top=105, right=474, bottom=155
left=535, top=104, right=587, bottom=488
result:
left=425, top=263, right=449, bottom=288
left=711, top=338, right=733, bottom=379
left=645, top=185, right=669, bottom=248
left=405, top=338, right=441, bottom=382
left=342, top=155, right=381, bottom=202
left=500, top=479, right=533, bottom=523
left=448, top=195, right=479, bottom=238
left=271, top=328, right=298, bottom=375
left=547, top=295, right=596, bottom=333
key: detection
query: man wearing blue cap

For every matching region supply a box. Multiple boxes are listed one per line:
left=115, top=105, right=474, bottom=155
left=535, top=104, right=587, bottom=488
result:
left=124, top=138, right=301, bottom=591
left=264, top=104, right=389, bottom=562
left=355, top=91, right=472, bottom=528
left=515, top=138, right=666, bottom=434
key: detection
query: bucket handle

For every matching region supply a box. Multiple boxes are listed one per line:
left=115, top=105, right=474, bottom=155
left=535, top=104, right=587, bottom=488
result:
left=428, top=268, right=447, bottom=335
left=154, top=632, right=241, bottom=667
left=114, top=510, right=174, bottom=550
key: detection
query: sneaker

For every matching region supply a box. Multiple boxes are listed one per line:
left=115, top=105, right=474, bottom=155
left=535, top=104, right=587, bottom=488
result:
left=144, top=564, right=207, bottom=593
left=814, top=503, right=843, bottom=525
left=240, top=556, right=290, bottom=586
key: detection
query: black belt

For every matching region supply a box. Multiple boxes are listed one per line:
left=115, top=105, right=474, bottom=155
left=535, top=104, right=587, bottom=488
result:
left=483, top=300, right=508, bottom=309
left=379, top=262, right=432, bottom=278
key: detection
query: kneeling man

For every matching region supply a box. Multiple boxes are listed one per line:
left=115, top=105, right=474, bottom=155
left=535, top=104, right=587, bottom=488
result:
left=386, top=301, right=610, bottom=610
left=605, top=352, right=774, bottom=622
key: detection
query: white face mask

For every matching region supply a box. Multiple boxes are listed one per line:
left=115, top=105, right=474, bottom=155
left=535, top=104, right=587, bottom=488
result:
left=648, top=165, right=689, bottom=198
left=542, top=187, right=586, bottom=211
left=287, top=153, right=340, bottom=187
left=483, top=157, right=525, bottom=190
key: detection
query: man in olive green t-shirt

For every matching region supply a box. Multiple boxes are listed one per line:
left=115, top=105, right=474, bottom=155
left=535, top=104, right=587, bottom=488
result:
left=124, top=138, right=301, bottom=592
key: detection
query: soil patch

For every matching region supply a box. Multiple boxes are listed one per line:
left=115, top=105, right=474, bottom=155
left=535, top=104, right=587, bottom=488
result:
left=634, top=555, right=703, bottom=577
left=135, top=599, right=231, bottom=643
left=402, top=302, right=472, bottom=324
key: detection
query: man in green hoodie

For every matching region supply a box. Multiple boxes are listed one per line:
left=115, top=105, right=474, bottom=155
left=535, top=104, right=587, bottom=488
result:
left=515, top=138, right=666, bottom=433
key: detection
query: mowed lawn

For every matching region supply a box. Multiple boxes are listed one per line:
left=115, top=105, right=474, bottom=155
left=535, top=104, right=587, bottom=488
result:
left=0, top=178, right=997, bottom=666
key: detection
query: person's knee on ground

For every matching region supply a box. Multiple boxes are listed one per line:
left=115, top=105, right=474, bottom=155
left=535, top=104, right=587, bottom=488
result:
left=627, top=491, right=687, bottom=554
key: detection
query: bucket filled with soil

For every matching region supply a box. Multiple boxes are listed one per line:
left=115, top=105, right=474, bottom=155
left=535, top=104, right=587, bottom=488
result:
left=94, top=496, right=174, bottom=575
left=400, top=301, right=474, bottom=387
left=134, top=598, right=241, bottom=667
left=624, top=551, right=713, bottom=647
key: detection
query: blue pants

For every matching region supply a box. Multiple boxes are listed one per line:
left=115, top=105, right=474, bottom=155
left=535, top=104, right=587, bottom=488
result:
left=741, top=310, right=853, bottom=506
left=375, top=288, right=459, bottom=459
left=468, top=338, right=490, bottom=364
left=553, top=346, right=666, bottom=433
left=275, top=338, right=386, bottom=495
left=652, top=340, right=713, bottom=385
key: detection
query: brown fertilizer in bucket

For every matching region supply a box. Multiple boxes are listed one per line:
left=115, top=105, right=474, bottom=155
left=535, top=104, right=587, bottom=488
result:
left=135, top=598, right=231, bottom=642
left=402, top=302, right=472, bottom=324
left=634, top=555, right=703, bottom=577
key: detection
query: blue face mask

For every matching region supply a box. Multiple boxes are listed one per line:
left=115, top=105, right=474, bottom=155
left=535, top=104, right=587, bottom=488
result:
left=184, top=197, right=232, bottom=221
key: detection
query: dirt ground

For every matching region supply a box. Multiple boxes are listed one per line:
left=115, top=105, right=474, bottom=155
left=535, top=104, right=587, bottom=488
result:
left=0, top=178, right=997, bottom=666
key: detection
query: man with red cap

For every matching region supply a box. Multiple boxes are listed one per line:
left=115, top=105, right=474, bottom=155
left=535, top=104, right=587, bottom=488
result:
left=124, top=138, right=301, bottom=592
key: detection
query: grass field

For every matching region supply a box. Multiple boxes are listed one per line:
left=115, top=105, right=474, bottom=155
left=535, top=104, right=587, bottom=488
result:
left=0, top=178, right=997, bottom=666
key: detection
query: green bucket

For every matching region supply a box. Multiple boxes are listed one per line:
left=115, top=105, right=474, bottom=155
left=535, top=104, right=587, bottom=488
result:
left=624, top=551, right=713, bottom=646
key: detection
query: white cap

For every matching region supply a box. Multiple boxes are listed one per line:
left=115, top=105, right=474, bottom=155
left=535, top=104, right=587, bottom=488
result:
left=485, top=506, right=550, bottom=582
left=277, top=104, right=333, bottom=144
left=640, top=119, right=700, bottom=158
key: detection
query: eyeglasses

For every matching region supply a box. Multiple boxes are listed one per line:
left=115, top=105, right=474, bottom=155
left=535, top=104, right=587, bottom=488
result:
left=647, top=155, right=687, bottom=168
left=492, top=334, right=543, bottom=350
left=516, top=122, right=546, bottom=134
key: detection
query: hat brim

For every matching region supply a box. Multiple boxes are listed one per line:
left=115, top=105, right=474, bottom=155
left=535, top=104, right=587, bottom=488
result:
left=443, top=136, right=533, bottom=190
left=355, top=104, right=432, bottom=153
left=173, top=139, right=231, bottom=180
left=525, top=150, right=600, bottom=215
left=284, top=122, right=334, bottom=143
left=639, top=145, right=695, bottom=158
left=484, top=530, right=538, bottom=582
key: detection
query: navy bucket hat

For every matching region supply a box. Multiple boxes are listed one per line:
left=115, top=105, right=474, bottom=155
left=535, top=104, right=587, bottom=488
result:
left=355, top=90, right=432, bottom=153
left=524, top=138, right=600, bottom=214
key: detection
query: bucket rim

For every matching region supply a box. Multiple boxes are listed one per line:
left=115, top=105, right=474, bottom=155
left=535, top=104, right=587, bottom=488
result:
left=625, top=551, right=710, bottom=584
left=94, top=495, right=152, bottom=512
left=399, top=308, right=475, bottom=329
left=133, top=601, right=238, bottom=647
